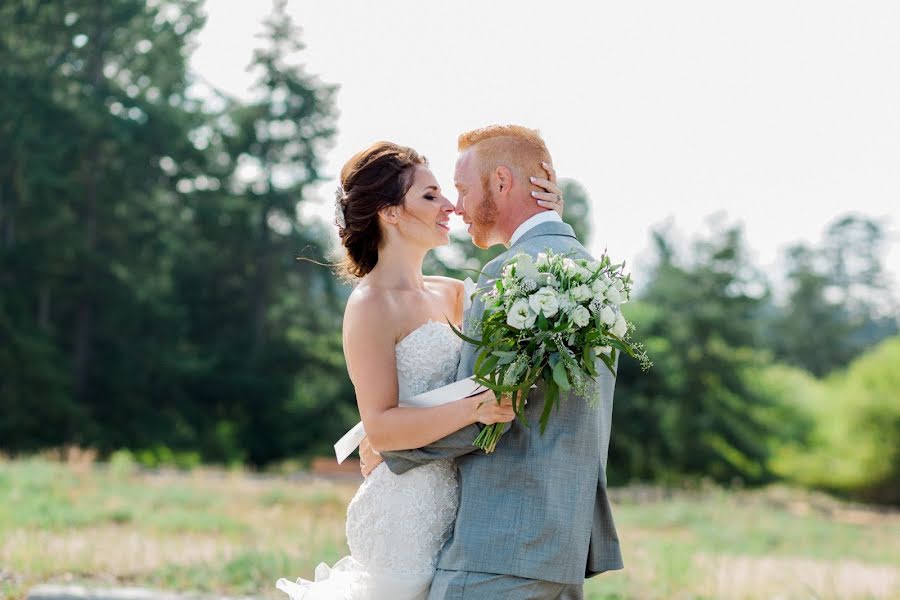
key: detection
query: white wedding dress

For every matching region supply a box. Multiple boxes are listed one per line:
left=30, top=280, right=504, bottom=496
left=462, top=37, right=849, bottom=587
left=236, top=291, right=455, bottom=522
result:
left=276, top=321, right=463, bottom=600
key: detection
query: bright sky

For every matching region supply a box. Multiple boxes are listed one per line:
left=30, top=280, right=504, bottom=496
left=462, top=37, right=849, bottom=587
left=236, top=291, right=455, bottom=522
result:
left=191, top=0, right=900, bottom=294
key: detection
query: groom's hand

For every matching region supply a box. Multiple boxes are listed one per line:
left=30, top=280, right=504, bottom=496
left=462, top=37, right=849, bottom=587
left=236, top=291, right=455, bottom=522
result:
left=359, top=437, right=383, bottom=477
left=470, top=390, right=516, bottom=426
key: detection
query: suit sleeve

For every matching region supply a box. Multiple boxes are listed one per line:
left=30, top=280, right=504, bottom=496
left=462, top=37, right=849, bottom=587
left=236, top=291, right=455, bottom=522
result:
left=381, top=424, right=483, bottom=474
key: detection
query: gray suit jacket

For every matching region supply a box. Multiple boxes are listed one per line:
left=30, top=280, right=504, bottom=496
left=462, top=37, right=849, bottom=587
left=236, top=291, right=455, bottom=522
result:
left=382, top=221, right=623, bottom=585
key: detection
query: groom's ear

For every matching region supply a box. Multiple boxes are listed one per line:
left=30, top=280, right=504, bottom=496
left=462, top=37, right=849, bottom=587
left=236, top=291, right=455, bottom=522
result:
left=495, top=166, right=513, bottom=197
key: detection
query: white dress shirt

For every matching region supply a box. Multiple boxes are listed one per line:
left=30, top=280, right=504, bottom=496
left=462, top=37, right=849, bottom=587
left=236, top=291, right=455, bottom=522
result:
left=509, top=211, right=563, bottom=247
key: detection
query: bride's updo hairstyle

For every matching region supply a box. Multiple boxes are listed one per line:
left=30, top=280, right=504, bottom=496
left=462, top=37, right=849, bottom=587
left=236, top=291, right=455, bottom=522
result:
left=336, top=141, right=427, bottom=279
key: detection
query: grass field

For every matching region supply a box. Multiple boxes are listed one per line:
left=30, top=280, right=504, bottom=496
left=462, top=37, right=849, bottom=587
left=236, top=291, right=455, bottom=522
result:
left=1, top=455, right=897, bottom=600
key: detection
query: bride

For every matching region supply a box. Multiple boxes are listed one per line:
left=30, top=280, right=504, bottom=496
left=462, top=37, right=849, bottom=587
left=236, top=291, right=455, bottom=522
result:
left=276, top=141, right=564, bottom=600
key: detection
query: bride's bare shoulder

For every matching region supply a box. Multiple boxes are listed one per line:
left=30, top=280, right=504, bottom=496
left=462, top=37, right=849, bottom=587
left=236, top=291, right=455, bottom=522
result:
left=424, top=276, right=464, bottom=323
left=345, top=284, right=396, bottom=324
left=423, top=275, right=464, bottom=299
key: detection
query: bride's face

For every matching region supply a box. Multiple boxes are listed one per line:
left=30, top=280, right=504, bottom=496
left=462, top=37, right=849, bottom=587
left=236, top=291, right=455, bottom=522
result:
left=393, top=166, right=454, bottom=248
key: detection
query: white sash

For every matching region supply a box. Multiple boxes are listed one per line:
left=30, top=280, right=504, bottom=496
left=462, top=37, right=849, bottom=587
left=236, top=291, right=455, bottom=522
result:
left=333, top=376, right=486, bottom=464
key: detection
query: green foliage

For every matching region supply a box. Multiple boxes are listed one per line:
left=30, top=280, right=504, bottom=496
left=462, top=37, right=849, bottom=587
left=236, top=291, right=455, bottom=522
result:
left=1, top=1, right=897, bottom=491
left=558, top=179, right=592, bottom=245
left=772, top=215, right=898, bottom=376
left=0, top=1, right=353, bottom=465
left=464, top=250, right=646, bottom=451
left=128, top=446, right=202, bottom=470
left=618, top=215, right=897, bottom=492
left=610, top=222, right=779, bottom=484
left=767, top=337, right=900, bottom=503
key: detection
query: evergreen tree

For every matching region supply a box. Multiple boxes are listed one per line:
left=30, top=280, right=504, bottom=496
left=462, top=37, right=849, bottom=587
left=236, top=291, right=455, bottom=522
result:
left=1, top=0, right=207, bottom=450
left=611, top=222, right=779, bottom=483
left=774, top=215, right=897, bottom=376
left=167, top=0, right=344, bottom=464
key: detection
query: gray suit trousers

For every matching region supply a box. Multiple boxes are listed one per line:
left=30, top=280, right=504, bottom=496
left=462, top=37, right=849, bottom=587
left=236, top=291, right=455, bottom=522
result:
left=428, top=569, right=584, bottom=600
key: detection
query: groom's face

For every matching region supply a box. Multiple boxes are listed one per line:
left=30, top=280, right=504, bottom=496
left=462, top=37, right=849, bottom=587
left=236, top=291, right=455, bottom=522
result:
left=454, top=150, right=498, bottom=249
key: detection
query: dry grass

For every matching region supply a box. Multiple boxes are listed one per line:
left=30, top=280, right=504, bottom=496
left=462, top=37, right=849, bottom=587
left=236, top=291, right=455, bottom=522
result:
left=693, top=554, right=898, bottom=600
left=1, top=456, right=898, bottom=600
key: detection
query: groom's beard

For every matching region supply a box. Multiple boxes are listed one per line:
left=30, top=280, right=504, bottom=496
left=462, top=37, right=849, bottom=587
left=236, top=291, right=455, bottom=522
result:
left=470, top=185, right=498, bottom=249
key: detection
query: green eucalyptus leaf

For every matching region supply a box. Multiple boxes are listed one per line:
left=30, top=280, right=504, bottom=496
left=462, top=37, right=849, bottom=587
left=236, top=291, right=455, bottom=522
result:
left=493, top=350, right=519, bottom=365
left=598, top=352, right=616, bottom=376
left=552, top=360, right=571, bottom=391
left=448, top=320, right=483, bottom=346
left=540, top=380, right=558, bottom=434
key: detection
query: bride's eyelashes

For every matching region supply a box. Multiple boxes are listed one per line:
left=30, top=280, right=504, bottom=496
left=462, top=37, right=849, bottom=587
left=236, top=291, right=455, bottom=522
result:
left=424, top=195, right=436, bottom=201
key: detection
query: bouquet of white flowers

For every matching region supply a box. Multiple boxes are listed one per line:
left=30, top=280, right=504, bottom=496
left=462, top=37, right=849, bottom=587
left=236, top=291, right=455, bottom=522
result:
left=452, top=249, right=651, bottom=453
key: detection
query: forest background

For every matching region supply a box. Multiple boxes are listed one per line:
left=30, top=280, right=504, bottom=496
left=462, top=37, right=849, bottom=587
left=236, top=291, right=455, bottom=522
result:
left=2, top=0, right=898, bottom=507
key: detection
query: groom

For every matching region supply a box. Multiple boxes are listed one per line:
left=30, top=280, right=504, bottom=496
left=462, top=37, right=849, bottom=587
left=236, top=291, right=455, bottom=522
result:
left=373, top=125, right=622, bottom=599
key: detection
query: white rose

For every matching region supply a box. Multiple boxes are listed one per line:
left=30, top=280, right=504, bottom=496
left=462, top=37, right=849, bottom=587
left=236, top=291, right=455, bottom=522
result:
left=557, top=291, right=576, bottom=313
left=599, top=306, right=617, bottom=326
left=591, top=278, right=609, bottom=295
left=612, top=313, right=628, bottom=338
left=535, top=252, right=550, bottom=269
left=563, top=259, right=590, bottom=281
left=507, top=298, right=537, bottom=329
left=536, top=273, right=559, bottom=288
left=571, top=305, right=591, bottom=328
left=528, top=286, right=559, bottom=318
left=605, top=287, right=622, bottom=305
left=514, top=254, right=540, bottom=280
left=562, top=258, right=580, bottom=278
left=613, top=278, right=626, bottom=292
left=570, top=284, right=592, bottom=303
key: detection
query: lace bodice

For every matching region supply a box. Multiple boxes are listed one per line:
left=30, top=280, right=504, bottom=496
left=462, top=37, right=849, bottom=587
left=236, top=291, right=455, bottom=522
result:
left=395, top=320, right=463, bottom=400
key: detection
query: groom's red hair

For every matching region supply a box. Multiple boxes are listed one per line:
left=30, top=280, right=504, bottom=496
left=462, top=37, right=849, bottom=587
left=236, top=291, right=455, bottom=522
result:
left=457, top=124, right=552, bottom=181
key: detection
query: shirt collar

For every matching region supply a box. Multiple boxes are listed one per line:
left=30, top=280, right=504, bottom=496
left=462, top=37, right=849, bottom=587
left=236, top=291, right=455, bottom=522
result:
left=509, top=211, right=563, bottom=247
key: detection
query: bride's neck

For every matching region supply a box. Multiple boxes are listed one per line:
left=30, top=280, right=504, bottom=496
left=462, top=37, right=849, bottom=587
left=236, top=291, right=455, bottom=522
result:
left=366, top=238, right=427, bottom=290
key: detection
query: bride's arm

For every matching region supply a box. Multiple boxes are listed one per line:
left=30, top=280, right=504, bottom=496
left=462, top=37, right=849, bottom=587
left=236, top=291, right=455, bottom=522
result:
left=343, top=297, right=513, bottom=453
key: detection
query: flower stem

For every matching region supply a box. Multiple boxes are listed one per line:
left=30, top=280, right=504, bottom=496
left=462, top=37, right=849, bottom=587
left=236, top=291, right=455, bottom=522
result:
left=473, top=424, right=504, bottom=454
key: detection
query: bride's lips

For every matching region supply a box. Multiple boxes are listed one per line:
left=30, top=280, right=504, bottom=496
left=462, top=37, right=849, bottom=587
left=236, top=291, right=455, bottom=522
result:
left=437, top=221, right=450, bottom=231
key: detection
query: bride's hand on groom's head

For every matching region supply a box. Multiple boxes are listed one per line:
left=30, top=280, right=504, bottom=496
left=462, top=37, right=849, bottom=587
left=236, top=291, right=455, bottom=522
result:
left=530, top=162, right=565, bottom=217
left=359, top=437, right=383, bottom=478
